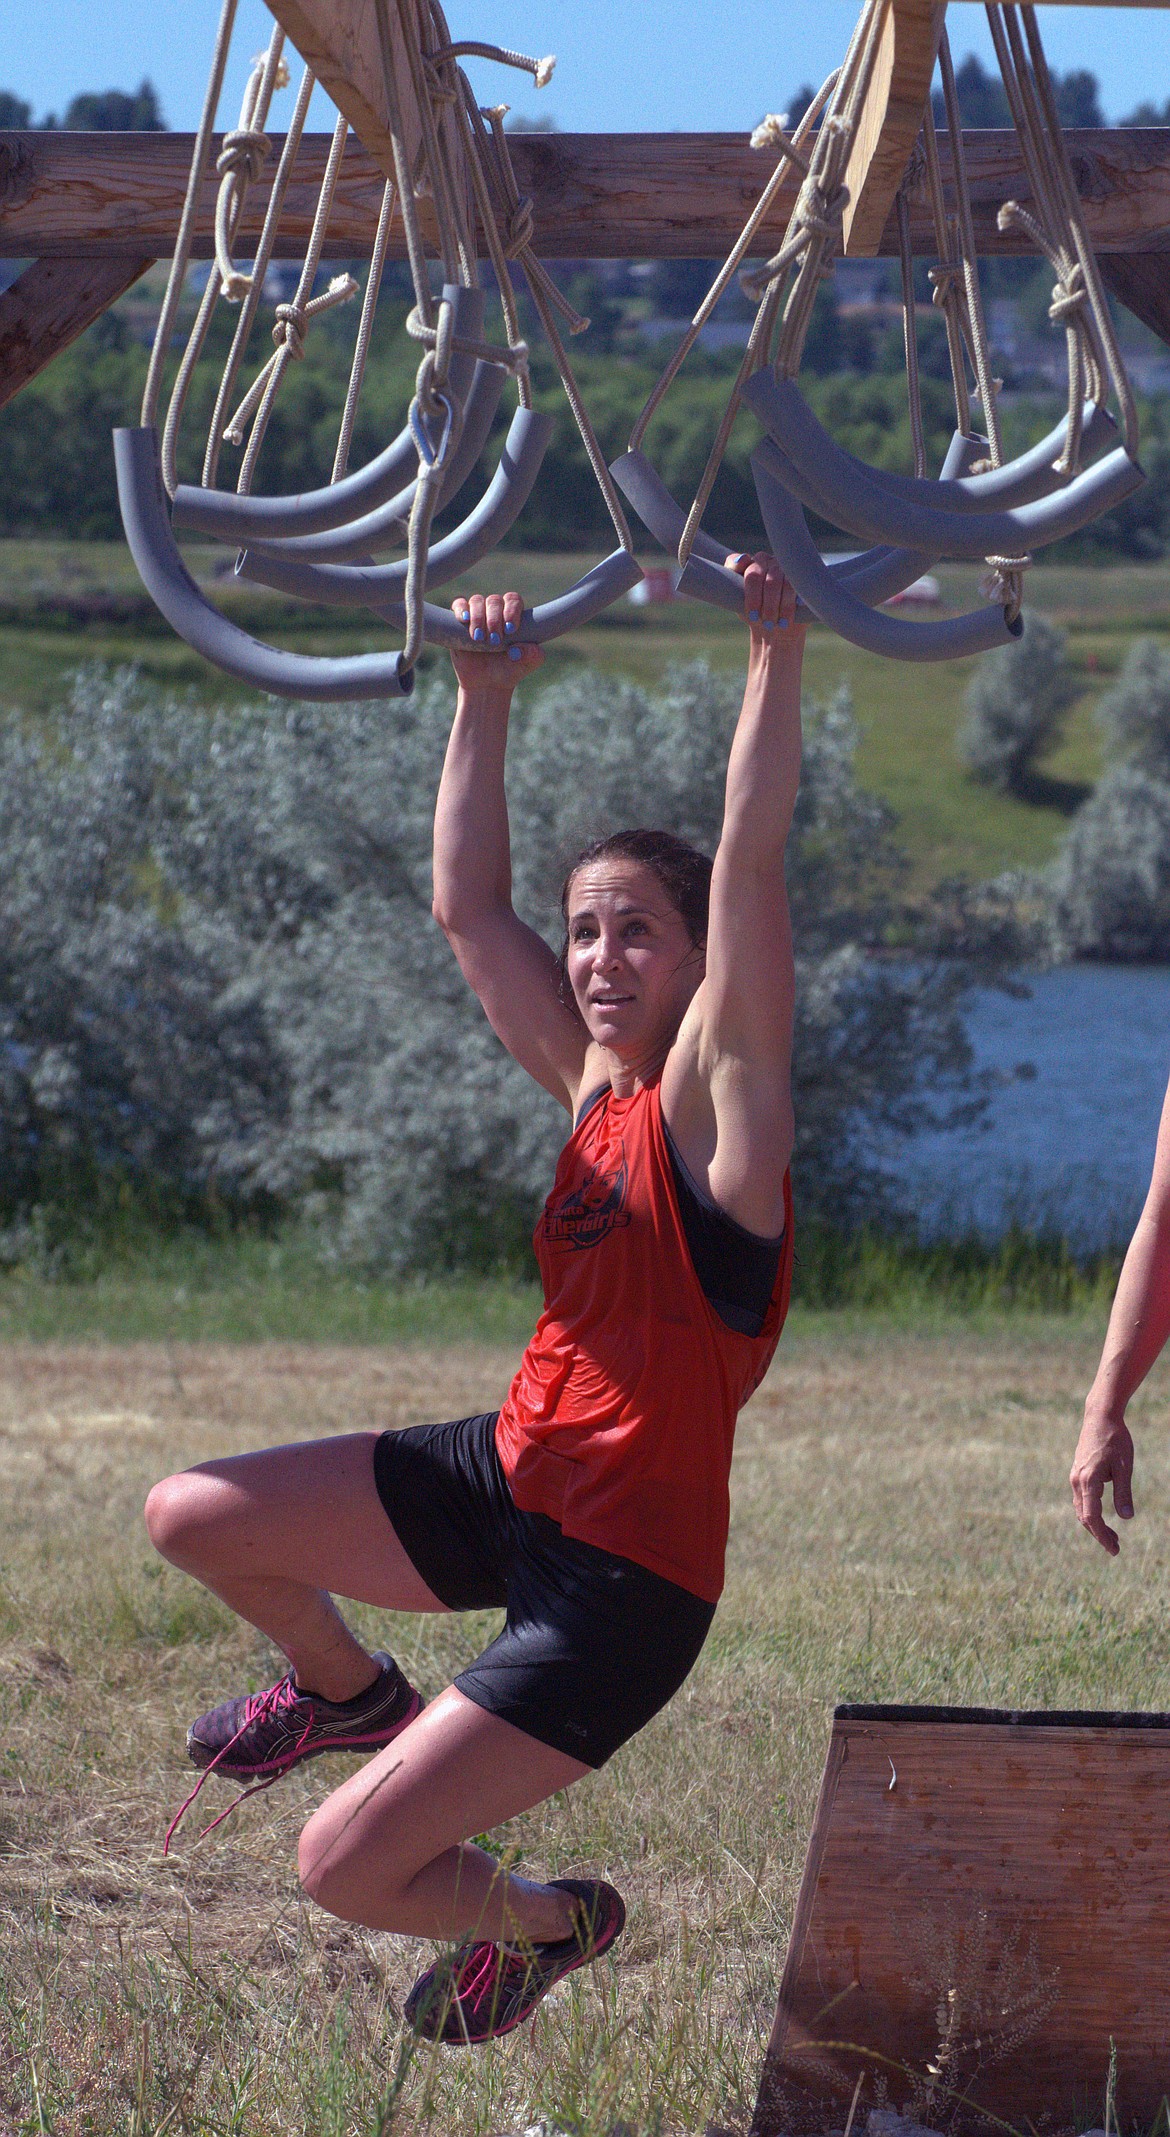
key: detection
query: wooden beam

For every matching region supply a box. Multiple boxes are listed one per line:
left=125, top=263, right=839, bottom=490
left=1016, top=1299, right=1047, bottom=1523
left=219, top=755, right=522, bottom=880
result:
left=0, top=255, right=154, bottom=408
left=843, top=0, right=947, bottom=255
left=5, top=128, right=1170, bottom=262
left=1101, top=250, right=1170, bottom=341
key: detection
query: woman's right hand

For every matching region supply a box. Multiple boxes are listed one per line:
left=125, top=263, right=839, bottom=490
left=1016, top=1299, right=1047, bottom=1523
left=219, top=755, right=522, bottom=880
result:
left=449, top=590, right=545, bottom=693
left=1071, top=1402, right=1135, bottom=1554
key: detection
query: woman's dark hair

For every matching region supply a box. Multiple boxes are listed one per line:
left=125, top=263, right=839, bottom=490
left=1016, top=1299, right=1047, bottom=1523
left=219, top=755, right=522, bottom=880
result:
left=558, top=829, right=713, bottom=981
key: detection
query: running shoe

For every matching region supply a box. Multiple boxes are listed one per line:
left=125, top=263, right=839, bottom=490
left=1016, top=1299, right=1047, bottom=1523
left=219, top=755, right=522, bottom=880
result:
left=185, top=1651, right=422, bottom=1780
left=404, top=1876, right=626, bottom=2044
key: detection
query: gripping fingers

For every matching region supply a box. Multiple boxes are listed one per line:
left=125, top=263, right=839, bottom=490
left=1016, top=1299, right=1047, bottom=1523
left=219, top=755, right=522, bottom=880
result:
left=730, top=550, right=792, bottom=633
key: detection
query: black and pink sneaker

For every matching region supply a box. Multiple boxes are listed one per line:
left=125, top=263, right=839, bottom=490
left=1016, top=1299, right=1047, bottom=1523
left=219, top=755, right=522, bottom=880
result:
left=404, top=1877, right=626, bottom=2045
left=186, top=1651, right=421, bottom=1778
left=164, top=1652, right=421, bottom=1854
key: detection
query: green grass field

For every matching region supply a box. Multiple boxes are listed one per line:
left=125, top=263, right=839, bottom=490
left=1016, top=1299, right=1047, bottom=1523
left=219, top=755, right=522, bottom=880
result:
left=0, top=1309, right=1163, bottom=2136
left=4, top=540, right=1170, bottom=895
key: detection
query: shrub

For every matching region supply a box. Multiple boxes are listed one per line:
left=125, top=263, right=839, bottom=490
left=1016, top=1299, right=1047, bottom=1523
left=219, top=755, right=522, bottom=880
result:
left=1094, top=635, right=1170, bottom=778
left=957, top=610, right=1079, bottom=794
left=1048, top=763, right=1170, bottom=960
left=0, top=664, right=980, bottom=1266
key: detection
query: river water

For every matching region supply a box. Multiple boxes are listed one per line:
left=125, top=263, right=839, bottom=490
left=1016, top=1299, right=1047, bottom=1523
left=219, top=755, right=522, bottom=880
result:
left=888, top=966, right=1170, bottom=1248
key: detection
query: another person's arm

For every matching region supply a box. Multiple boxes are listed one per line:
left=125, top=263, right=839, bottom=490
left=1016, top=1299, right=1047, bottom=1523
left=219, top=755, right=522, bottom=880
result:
left=663, top=555, right=802, bottom=1236
left=1071, top=1069, right=1170, bottom=1552
left=431, top=589, right=587, bottom=1111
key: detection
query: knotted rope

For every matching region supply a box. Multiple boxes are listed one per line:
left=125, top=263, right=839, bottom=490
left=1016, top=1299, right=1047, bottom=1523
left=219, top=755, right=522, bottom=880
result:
left=981, top=554, right=1031, bottom=624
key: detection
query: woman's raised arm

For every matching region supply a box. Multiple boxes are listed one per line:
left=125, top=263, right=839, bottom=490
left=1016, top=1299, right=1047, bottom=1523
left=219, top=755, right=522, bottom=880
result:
left=663, top=554, right=802, bottom=1238
left=432, top=589, right=588, bottom=1110
left=1071, top=1068, right=1170, bottom=1552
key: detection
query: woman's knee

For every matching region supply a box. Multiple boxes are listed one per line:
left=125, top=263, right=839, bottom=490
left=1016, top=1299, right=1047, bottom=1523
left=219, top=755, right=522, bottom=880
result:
left=143, top=1469, right=234, bottom=1571
left=298, top=1800, right=387, bottom=1919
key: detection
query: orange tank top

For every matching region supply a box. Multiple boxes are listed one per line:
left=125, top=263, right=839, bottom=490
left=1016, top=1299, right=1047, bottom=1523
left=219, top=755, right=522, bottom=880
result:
left=495, top=1079, right=794, bottom=1603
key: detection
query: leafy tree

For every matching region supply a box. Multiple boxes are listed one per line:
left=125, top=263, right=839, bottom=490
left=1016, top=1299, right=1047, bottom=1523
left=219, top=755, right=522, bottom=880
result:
left=0, top=665, right=978, bottom=1264
left=1095, top=636, right=1170, bottom=777
left=0, top=91, right=31, bottom=127
left=932, top=52, right=1102, bottom=130
left=61, top=80, right=166, bottom=131
left=957, top=610, right=1079, bottom=794
left=1048, top=766, right=1170, bottom=960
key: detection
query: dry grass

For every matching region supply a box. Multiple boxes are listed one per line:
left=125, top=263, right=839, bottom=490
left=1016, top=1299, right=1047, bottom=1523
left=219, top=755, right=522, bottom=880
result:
left=1, top=1318, right=1168, bottom=2135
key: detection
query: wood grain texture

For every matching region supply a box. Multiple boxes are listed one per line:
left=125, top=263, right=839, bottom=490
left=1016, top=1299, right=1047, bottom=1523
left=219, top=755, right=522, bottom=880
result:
left=0, top=256, right=154, bottom=407
left=262, top=0, right=421, bottom=181
left=752, top=1707, right=1170, bottom=2135
left=843, top=0, right=947, bottom=256
left=5, top=129, right=1170, bottom=261
left=1102, top=250, right=1170, bottom=344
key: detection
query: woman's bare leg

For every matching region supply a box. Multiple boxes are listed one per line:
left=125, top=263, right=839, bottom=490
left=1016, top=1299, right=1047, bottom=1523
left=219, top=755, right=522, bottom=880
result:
left=298, top=1686, right=591, bottom=1944
left=144, top=1434, right=444, bottom=1702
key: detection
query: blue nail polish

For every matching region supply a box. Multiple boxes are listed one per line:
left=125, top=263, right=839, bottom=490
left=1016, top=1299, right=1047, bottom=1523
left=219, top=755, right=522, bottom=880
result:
left=748, top=608, right=760, bottom=623
left=490, top=631, right=501, bottom=647
left=505, top=619, right=516, bottom=634
left=762, top=619, right=775, bottom=631
left=473, top=627, right=485, bottom=643
left=508, top=644, right=522, bottom=661
left=777, top=617, right=790, bottom=629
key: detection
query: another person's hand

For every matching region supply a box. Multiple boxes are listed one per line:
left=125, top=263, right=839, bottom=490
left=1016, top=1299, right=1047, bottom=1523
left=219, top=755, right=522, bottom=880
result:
left=725, top=551, right=803, bottom=650
left=449, top=590, right=545, bottom=692
left=1070, top=1404, right=1135, bottom=1554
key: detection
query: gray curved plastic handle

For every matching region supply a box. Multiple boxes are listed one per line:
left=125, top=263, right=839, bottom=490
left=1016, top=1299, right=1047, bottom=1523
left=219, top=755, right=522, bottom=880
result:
left=611, top=445, right=935, bottom=617
left=239, top=407, right=552, bottom=604
left=170, top=284, right=487, bottom=543
left=745, top=376, right=1144, bottom=559
left=745, top=374, right=1119, bottom=517
left=749, top=447, right=1022, bottom=661
left=255, top=547, right=643, bottom=647
left=115, top=426, right=413, bottom=699
left=610, top=449, right=738, bottom=567
left=240, top=356, right=508, bottom=562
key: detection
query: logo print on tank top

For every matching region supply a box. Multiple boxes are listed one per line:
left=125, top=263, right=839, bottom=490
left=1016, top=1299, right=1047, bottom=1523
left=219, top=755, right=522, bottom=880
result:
left=542, top=1148, right=632, bottom=1251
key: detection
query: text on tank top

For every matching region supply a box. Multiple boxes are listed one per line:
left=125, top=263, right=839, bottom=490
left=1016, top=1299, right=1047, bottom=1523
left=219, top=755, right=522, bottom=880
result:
left=494, top=1079, right=794, bottom=1603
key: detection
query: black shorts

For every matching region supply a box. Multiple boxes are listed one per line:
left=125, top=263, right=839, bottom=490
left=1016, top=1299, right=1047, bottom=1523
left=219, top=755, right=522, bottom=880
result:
left=372, top=1412, right=714, bottom=1768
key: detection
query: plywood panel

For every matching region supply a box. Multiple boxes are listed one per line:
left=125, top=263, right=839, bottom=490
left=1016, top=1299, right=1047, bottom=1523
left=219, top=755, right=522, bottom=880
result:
left=753, top=1705, right=1170, bottom=2136
left=843, top=0, right=947, bottom=257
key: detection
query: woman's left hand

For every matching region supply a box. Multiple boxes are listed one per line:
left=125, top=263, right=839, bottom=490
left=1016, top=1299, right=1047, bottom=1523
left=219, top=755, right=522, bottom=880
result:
left=449, top=589, right=545, bottom=692
left=725, top=551, right=803, bottom=651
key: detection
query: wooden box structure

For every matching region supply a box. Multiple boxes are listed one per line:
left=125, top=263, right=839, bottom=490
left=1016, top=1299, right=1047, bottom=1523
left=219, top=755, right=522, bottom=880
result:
left=753, top=1704, right=1170, bottom=2135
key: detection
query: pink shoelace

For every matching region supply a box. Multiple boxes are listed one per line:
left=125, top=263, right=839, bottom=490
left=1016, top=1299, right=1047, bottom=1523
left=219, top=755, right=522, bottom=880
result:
left=163, top=1675, right=314, bottom=1856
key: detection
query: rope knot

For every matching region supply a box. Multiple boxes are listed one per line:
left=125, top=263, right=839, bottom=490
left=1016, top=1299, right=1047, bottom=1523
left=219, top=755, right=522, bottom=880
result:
left=273, top=301, right=308, bottom=359
left=504, top=195, right=535, bottom=258
left=1049, top=261, right=1087, bottom=325
left=216, top=127, right=271, bottom=184
left=981, top=552, right=1031, bottom=624
left=800, top=179, right=848, bottom=244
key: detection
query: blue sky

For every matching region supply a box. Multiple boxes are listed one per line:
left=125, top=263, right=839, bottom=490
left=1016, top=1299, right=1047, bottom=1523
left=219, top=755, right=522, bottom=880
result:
left=11, top=3, right=1170, bottom=134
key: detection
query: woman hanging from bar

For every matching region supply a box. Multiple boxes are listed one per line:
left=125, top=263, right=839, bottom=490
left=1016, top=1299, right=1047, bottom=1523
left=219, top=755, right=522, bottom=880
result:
left=143, top=553, right=800, bottom=2044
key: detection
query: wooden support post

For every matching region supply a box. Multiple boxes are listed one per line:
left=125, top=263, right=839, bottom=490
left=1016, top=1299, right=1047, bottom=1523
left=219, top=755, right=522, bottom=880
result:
left=0, top=256, right=154, bottom=410
left=1101, top=249, right=1170, bottom=341
left=843, top=0, right=947, bottom=255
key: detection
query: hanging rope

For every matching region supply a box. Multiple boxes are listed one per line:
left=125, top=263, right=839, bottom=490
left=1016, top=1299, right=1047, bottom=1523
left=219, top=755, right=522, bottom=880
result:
left=332, top=179, right=398, bottom=480
left=141, top=0, right=239, bottom=433
left=921, top=95, right=973, bottom=440
left=937, top=28, right=1004, bottom=466
left=896, top=186, right=928, bottom=481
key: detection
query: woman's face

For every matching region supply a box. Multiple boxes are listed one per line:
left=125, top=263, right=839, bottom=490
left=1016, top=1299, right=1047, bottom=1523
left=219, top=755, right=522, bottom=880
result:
left=564, top=859, right=705, bottom=1060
